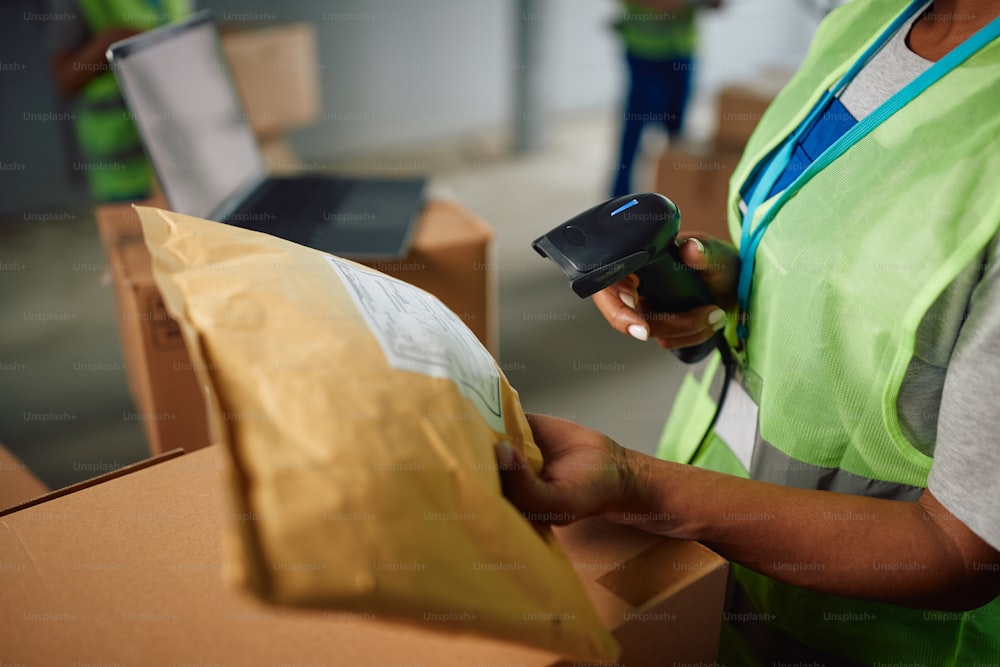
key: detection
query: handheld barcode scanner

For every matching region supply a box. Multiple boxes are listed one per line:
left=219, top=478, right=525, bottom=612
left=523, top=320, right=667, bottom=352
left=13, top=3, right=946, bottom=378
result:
left=531, top=193, right=721, bottom=364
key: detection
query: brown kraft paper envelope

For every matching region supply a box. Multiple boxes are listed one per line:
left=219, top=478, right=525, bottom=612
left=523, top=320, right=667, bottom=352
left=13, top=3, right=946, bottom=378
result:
left=137, top=206, right=620, bottom=662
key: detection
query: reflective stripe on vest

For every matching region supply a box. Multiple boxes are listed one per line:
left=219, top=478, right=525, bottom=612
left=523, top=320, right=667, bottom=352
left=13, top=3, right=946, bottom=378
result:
left=657, top=0, right=1000, bottom=663
left=749, top=437, right=924, bottom=501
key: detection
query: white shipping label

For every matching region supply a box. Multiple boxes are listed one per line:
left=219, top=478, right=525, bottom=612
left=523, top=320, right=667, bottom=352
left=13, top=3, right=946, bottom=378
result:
left=326, top=257, right=504, bottom=433
left=713, top=380, right=759, bottom=472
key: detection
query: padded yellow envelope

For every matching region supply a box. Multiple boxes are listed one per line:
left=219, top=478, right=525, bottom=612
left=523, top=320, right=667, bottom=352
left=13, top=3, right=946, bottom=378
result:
left=138, top=206, right=619, bottom=661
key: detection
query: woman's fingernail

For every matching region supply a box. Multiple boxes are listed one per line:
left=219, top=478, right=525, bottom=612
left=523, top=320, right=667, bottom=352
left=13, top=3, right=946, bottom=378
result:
left=495, top=440, right=513, bottom=466
left=619, top=292, right=636, bottom=309
left=708, top=308, right=727, bottom=331
left=687, top=238, right=706, bottom=255
left=628, top=324, right=649, bottom=341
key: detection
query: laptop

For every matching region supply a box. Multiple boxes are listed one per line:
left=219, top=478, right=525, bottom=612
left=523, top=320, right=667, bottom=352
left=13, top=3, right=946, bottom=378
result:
left=106, top=10, right=426, bottom=259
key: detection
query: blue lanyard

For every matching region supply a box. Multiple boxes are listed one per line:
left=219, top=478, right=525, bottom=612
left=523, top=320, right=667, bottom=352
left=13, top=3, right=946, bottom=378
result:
left=735, top=0, right=1000, bottom=342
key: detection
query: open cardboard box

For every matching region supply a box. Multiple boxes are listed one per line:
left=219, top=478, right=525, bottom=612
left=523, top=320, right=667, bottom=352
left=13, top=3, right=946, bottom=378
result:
left=95, top=199, right=497, bottom=456
left=0, top=444, right=727, bottom=666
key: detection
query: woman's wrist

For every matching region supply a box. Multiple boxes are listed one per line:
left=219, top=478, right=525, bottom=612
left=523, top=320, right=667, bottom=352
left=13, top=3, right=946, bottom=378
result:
left=605, top=447, right=683, bottom=536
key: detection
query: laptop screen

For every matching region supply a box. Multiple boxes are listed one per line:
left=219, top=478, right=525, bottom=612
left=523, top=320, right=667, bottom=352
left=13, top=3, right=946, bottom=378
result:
left=109, top=12, right=264, bottom=218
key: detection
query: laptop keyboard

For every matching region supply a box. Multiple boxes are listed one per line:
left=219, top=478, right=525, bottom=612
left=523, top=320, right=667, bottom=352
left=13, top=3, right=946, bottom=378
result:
left=224, top=176, right=355, bottom=244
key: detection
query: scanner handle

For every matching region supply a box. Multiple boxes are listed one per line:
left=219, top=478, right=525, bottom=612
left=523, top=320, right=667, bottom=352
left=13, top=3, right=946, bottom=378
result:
left=633, top=244, right=713, bottom=312
left=634, top=248, right=721, bottom=364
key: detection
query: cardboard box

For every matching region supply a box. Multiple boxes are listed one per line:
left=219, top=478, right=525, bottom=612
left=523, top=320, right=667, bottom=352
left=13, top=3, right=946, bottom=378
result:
left=656, top=147, right=739, bottom=243
left=96, top=207, right=212, bottom=456
left=0, top=444, right=728, bottom=665
left=0, top=442, right=48, bottom=510
left=95, top=200, right=497, bottom=455
left=221, top=22, right=320, bottom=138
left=714, top=69, right=793, bottom=154
left=715, top=86, right=772, bottom=155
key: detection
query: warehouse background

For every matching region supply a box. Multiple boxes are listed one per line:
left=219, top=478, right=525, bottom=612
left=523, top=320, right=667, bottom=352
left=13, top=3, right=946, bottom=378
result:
left=0, top=0, right=824, bottom=214
left=0, top=0, right=831, bottom=488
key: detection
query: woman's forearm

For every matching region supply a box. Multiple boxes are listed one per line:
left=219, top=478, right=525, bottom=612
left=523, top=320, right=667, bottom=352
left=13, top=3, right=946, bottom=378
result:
left=614, top=449, right=1000, bottom=610
left=51, top=28, right=140, bottom=98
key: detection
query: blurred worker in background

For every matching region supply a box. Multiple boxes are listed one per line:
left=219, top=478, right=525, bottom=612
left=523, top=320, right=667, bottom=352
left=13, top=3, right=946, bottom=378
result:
left=47, top=0, right=192, bottom=203
left=611, top=0, right=721, bottom=197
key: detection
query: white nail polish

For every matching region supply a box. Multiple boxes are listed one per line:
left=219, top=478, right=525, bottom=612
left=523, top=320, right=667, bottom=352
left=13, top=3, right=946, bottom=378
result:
left=708, top=309, right=726, bottom=331
left=620, top=292, right=636, bottom=309
left=628, top=324, right=649, bottom=341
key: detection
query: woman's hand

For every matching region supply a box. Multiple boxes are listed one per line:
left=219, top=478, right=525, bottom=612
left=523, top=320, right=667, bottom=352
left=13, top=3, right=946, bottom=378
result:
left=592, top=233, right=740, bottom=350
left=496, top=414, right=636, bottom=524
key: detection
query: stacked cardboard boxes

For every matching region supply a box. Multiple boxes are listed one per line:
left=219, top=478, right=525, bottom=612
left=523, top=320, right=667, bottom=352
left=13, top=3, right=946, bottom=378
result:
left=656, top=69, right=793, bottom=242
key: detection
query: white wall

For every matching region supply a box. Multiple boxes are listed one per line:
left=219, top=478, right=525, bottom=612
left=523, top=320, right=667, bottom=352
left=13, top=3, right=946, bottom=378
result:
left=286, top=0, right=830, bottom=161
left=288, top=0, right=514, bottom=158
left=535, top=0, right=624, bottom=115
left=281, top=0, right=626, bottom=160
left=0, top=0, right=831, bottom=214
left=696, top=0, right=828, bottom=92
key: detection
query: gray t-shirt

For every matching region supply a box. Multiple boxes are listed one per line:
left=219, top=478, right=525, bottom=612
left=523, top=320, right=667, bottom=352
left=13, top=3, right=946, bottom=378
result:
left=841, top=6, right=1000, bottom=551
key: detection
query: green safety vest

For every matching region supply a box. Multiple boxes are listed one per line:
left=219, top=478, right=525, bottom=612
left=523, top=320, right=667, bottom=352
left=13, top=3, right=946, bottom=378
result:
left=74, top=0, right=189, bottom=202
left=613, top=1, right=696, bottom=61
left=657, top=0, right=1000, bottom=664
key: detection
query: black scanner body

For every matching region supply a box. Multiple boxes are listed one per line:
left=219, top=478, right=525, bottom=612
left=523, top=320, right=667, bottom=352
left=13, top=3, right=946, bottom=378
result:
left=532, top=193, right=721, bottom=364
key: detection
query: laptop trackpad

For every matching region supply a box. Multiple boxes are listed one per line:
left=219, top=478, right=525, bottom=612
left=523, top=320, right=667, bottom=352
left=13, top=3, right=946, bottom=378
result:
left=309, top=179, right=425, bottom=259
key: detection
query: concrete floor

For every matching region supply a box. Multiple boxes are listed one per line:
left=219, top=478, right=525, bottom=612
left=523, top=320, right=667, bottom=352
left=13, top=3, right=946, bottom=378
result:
left=0, top=110, right=706, bottom=491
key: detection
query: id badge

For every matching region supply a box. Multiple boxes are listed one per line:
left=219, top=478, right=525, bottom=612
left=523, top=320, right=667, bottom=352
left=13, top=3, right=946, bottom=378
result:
left=713, top=379, right=759, bottom=472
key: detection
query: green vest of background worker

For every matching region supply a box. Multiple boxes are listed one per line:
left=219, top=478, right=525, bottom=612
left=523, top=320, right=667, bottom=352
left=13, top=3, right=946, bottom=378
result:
left=47, top=0, right=191, bottom=203
left=611, top=0, right=719, bottom=197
